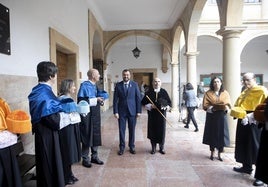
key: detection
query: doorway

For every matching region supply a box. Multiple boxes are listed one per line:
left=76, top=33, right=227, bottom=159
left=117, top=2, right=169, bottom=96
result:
left=131, top=68, right=156, bottom=86
left=133, top=72, right=153, bottom=90
left=49, top=28, right=79, bottom=98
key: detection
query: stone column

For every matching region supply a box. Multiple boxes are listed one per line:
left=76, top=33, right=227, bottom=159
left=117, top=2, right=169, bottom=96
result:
left=262, top=0, right=268, bottom=19
left=216, top=26, right=246, bottom=147
left=184, top=52, right=199, bottom=89
left=171, top=63, right=179, bottom=111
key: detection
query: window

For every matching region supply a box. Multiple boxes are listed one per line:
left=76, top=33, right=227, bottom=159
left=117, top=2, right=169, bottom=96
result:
left=244, top=0, right=261, bottom=3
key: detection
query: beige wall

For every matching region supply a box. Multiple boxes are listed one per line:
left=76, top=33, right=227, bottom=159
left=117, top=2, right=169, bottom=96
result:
left=0, top=74, right=36, bottom=153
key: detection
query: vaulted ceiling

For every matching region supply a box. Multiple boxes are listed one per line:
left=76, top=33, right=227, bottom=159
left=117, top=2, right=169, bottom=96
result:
left=87, top=0, right=190, bottom=31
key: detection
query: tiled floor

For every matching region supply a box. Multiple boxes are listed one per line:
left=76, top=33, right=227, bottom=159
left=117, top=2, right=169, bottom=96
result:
left=25, top=108, right=262, bottom=187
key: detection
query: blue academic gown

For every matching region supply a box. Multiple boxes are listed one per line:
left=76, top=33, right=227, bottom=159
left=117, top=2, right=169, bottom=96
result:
left=28, top=83, right=65, bottom=187
left=77, top=81, right=103, bottom=147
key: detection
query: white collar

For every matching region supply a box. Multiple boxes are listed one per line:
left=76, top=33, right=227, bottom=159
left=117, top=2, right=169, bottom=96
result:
left=154, top=88, right=160, bottom=93
left=89, top=80, right=95, bottom=85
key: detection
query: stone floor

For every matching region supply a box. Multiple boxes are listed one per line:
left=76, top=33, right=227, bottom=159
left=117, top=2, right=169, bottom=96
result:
left=25, top=107, right=264, bottom=187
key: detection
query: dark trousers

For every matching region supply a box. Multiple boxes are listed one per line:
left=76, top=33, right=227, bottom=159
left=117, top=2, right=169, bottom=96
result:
left=118, top=115, right=137, bottom=150
left=81, top=145, right=98, bottom=162
left=186, top=107, right=198, bottom=129
left=151, top=141, right=164, bottom=151
left=210, top=145, right=223, bottom=153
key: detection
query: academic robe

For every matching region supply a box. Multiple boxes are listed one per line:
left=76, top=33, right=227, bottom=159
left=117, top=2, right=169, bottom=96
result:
left=28, top=83, right=65, bottom=187
left=202, top=90, right=231, bottom=150
left=0, top=145, right=22, bottom=187
left=254, top=98, right=268, bottom=184
left=77, top=81, right=102, bottom=147
left=141, top=88, right=171, bottom=144
left=232, top=85, right=268, bottom=166
left=58, top=96, right=81, bottom=182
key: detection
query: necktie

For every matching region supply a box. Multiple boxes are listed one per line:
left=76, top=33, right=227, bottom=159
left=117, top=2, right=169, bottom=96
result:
left=124, top=84, right=128, bottom=95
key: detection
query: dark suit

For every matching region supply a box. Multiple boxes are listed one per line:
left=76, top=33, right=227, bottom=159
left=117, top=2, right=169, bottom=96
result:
left=113, top=80, right=141, bottom=151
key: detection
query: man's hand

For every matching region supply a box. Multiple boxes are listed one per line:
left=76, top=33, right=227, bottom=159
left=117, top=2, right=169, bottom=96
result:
left=114, top=113, right=119, bottom=119
left=241, top=117, right=249, bottom=126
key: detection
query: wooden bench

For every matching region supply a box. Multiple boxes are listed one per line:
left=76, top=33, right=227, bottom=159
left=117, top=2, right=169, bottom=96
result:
left=11, top=141, right=36, bottom=183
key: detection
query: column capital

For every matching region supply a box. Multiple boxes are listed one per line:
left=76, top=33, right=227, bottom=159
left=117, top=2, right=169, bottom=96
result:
left=216, top=26, right=247, bottom=39
left=184, top=51, right=199, bottom=57
left=170, top=63, right=179, bottom=66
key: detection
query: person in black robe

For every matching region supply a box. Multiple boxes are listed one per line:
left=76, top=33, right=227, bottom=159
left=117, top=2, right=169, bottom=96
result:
left=253, top=98, right=268, bottom=186
left=28, top=61, right=73, bottom=187
left=77, top=69, right=108, bottom=168
left=0, top=141, right=22, bottom=187
left=58, top=79, right=81, bottom=185
left=141, top=77, right=171, bottom=154
left=231, top=73, right=268, bottom=176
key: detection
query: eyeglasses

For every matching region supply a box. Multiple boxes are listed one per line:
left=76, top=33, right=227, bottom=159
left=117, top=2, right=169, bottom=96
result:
left=243, top=78, right=253, bottom=82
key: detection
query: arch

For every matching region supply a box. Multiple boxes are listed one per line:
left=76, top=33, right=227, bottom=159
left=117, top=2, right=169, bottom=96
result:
left=171, top=21, right=185, bottom=64
left=241, top=31, right=268, bottom=50
left=240, top=35, right=268, bottom=78
left=186, top=0, right=207, bottom=52
left=104, top=30, right=172, bottom=61
left=197, top=34, right=222, bottom=43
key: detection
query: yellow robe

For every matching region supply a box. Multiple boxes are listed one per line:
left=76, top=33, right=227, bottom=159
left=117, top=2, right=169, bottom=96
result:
left=234, top=85, right=268, bottom=111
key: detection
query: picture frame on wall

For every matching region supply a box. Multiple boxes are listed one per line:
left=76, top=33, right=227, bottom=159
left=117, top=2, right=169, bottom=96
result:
left=0, top=3, right=11, bottom=55
left=200, top=73, right=263, bottom=86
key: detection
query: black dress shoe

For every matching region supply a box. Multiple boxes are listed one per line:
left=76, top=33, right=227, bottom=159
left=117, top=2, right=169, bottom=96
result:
left=91, top=158, right=104, bottom=165
left=253, top=179, right=264, bottom=186
left=118, top=150, right=124, bottom=155
left=70, top=175, right=79, bottom=182
left=130, top=148, right=136, bottom=154
left=82, top=160, right=92, bottom=168
left=159, top=149, right=166, bottom=154
left=65, top=178, right=75, bottom=185
left=233, top=166, right=252, bottom=174
left=184, top=125, right=189, bottom=128
left=194, top=129, right=199, bottom=132
left=210, top=155, right=214, bottom=160
left=218, top=156, right=223, bottom=161
left=150, top=150, right=156, bottom=154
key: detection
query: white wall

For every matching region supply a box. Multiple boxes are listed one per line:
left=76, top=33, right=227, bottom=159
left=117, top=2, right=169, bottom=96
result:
left=106, top=36, right=172, bottom=83
left=0, top=0, right=89, bottom=77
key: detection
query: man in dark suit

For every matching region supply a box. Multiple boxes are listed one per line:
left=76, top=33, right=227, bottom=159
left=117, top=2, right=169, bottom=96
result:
left=113, top=69, right=142, bottom=155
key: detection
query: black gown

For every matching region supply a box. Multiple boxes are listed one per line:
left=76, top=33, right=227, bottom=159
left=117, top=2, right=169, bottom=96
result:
left=255, top=100, right=268, bottom=184
left=0, top=144, right=22, bottom=187
left=59, top=123, right=81, bottom=182
left=79, top=103, right=102, bottom=147
left=34, top=114, right=65, bottom=187
left=28, top=83, right=66, bottom=187
left=234, top=117, right=261, bottom=166
left=141, top=88, right=171, bottom=144
left=58, top=96, right=81, bottom=182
